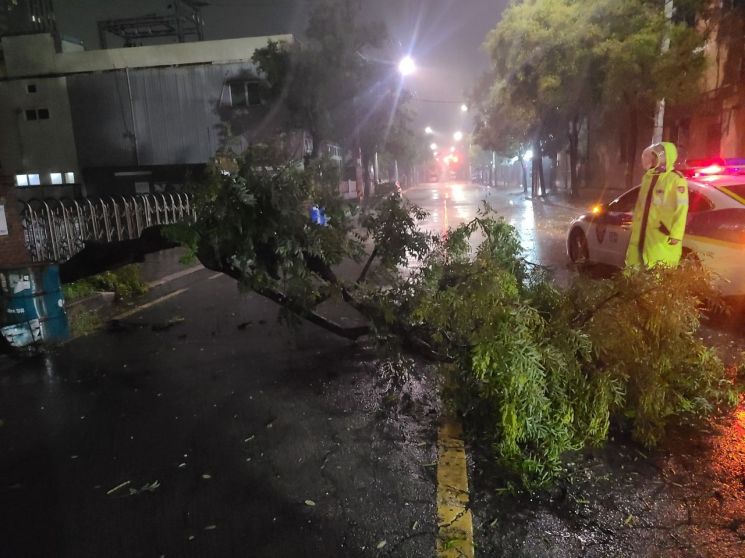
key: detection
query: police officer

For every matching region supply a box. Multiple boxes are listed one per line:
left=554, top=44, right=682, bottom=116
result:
left=625, top=142, right=689, bottom=268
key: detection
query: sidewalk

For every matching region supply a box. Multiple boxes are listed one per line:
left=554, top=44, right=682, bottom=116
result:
left=496, top=185, right=626, bottom=212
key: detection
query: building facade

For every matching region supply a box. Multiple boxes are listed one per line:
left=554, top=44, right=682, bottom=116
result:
left=666, top=2, right=745, bottom=160
left=0, top=32, right=295, bottom=200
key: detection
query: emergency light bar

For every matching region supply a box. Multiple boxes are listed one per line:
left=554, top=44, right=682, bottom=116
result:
left=683, top=158, right=745, bottom=177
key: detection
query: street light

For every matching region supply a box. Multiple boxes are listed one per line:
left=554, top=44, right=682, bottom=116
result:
left=398, top=56, right=416, bottom=77
left=460, top=104, right=468, bottom=113
left=450, top=146, right=456, bottom=153
left=430, top=142, right=438, bottom=151
left=453, top=131, right=464, bottom=142
left=425, top=126, right=433, bottom=135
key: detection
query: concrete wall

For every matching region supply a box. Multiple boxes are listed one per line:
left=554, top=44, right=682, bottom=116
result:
left=0, top=75, right=79, bottom=184
left=1, top=33, right=293, bottom=78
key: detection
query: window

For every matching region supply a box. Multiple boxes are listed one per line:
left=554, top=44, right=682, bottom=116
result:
left=26, top=84, right=37, bottom=93
left=50, top=173, right=63, bottom=185
left=228, top=81, right=262, bottom=107
left=16, top=174, right=40, bottom=187
left=64, top=172, right=75, bottom=184
left=608, top=187, right=640, bottom=213
left=24, top=108, right=49, bottom=121
left=229, top=81, right=246, bottom=106
left=688, top=188, right=714, bottom=213
left=246, top=82, right=261, bottom=106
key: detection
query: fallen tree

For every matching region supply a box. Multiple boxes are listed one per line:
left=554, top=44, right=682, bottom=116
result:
left=169, top=153, right=738, bottom=486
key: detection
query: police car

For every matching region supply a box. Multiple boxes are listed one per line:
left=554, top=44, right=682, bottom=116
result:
left=566, top=159, right=745, bottom=296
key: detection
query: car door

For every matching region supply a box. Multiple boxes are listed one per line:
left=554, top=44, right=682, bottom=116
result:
left=594, top=188, right=639, bottom=267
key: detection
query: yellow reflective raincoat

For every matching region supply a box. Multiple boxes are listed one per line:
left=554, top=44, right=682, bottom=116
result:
left=625, top=142, right=689, bottom=268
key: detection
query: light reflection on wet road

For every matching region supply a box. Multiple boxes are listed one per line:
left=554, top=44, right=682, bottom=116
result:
left=405, top=181, right=583, bottom=283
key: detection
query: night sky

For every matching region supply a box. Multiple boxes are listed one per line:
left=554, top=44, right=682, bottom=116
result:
left=54, top=0, right=507, bottom=136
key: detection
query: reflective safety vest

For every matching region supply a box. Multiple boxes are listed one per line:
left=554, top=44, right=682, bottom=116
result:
left=625, top=142, right=689, bottom=268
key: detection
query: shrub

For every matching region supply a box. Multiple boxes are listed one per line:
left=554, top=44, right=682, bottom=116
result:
left=404, top=215, right=737, bottom=486
left=64, top=265, right=148, bottom=303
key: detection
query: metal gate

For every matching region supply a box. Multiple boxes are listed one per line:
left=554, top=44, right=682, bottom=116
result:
left=20, top=193, right=195, bottom=263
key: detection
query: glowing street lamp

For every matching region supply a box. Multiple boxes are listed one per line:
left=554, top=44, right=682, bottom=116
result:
left=430, top=142, right=438, bottom=151
left=460, top=104, right=468, bottom=113
left=453, top=131, right=464, bottom=142
left=449, top=146, right=456, bottom=153
left=398, top=56, right=416, bottom=77
left=425, top=126, right=433, bottom=135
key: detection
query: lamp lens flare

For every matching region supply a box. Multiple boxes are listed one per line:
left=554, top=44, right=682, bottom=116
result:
left=453, top=131, right=464, bottom=142
left=425, top=126, right=433, bottom=135
left=430, top=142, right=438, bottom=151
left=398, top=56, right=416, bottom=76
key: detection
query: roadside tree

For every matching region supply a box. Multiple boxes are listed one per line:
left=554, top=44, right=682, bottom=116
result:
left=251, top=0, right=423, bottom=195
left=170, top=152, right=738, bottom=487
left=475, top=0, right=707, bottom=194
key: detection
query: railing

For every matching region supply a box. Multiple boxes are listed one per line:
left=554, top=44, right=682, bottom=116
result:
left=20, top=193, right=195, bottom=263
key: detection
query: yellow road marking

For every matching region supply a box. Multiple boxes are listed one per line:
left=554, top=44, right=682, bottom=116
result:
left=436, top=418, right=474, bottom=558
left=113, top=288, right=189, bottom=320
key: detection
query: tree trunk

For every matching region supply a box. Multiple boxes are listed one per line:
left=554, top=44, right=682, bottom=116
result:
left=568, top=116, right=580, bottom=198
left=310, top=130, right=321, bottom=160
left=362, top=150, right=372, bottom=198
left=625, top=105, right=638, bottom=191
left=535, top=141, right=546, bottom=197
left=549, top=152, right=558, bottom=194
left=519, top=157, right=528, bottom=196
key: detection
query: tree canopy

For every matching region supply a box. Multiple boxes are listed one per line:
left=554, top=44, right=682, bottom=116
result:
left=251, top=0, right=427, bottom=187
left=474, top=0, right=707, bottom=194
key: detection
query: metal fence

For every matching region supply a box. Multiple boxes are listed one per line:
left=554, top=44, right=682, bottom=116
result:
left=20, top=193, right=195, bottom=263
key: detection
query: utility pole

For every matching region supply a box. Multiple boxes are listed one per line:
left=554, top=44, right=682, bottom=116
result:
left=652, top=0, right=674, bottom=144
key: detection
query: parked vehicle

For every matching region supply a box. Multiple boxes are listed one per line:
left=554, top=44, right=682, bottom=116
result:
left=566, top=159, right=745, bottom=295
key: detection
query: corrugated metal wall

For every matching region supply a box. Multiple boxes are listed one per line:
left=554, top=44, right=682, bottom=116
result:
left=68, top=71, right=137, bottom=167
left=67, top=62, right=261, bottom=169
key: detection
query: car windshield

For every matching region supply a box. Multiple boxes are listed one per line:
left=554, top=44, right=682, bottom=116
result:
left=719, top=184, right=745, bottom=205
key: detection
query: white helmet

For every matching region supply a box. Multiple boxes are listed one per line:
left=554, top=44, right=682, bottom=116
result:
left=641, top=143, right=665, bottom=171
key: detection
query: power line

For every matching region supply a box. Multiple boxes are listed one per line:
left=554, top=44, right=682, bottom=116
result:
left=411, top=97, right=464, bottom=104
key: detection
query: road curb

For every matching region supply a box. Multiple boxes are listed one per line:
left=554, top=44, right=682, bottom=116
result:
left=436, top=418, right=474, bottom=558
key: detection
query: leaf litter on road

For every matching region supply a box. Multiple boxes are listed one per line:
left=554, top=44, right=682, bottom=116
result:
left=106, top=480, right=131, bottom=495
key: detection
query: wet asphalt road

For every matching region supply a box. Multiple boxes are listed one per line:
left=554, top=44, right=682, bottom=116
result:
left=0, top=270, right=440, bottom=558
left=2, top=182, right=743, bottom=557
